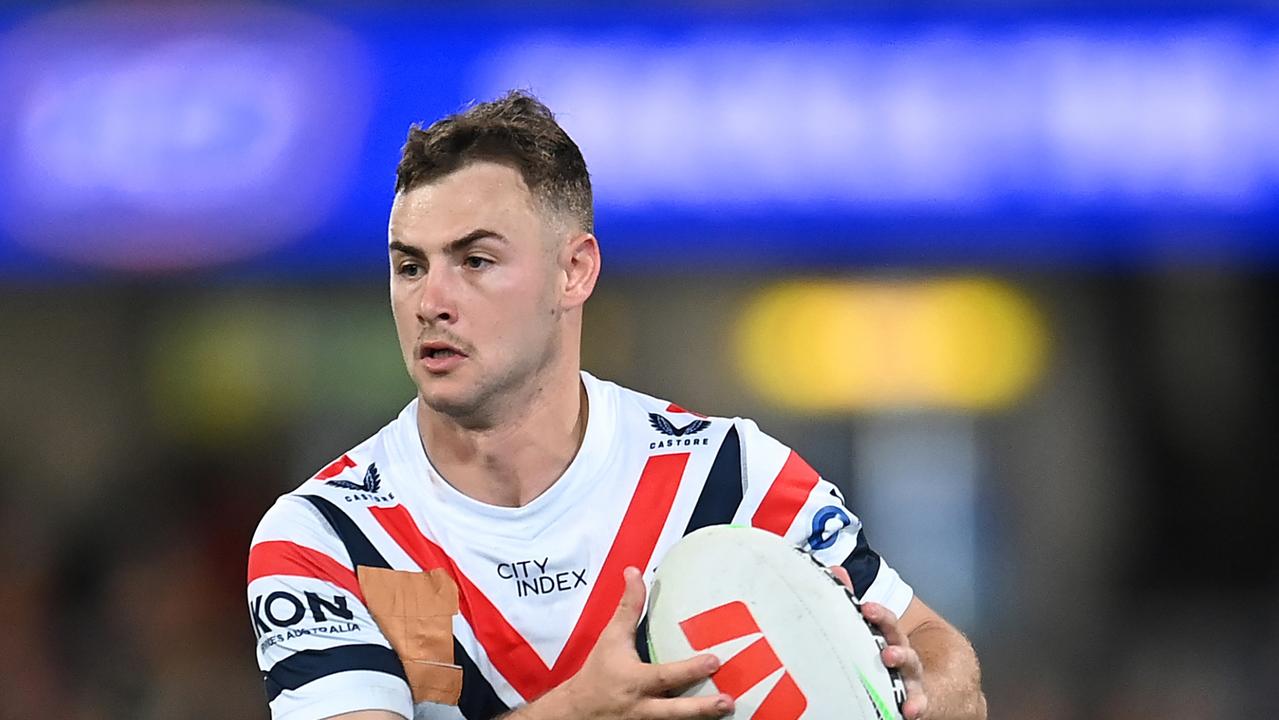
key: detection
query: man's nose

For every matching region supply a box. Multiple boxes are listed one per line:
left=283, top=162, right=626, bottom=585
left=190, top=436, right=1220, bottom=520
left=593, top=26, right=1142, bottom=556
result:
left=417, top=265, right=457, bottom=324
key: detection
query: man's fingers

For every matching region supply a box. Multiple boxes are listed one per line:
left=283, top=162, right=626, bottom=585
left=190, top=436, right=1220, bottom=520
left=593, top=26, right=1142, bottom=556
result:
left=636, top=693, right=734, bottom=719
left=881, top=645, right=925, bottom=680
left=645, top=653, right=720, bottom=694
left=606, top=566, right=647, bottom=637
left=863, top=602, right=928, bottom=716
left=901, top=692, right=929, bottom=720
left=881, top=644, right=928, bottom=718
left=860, top=602, right=908, bottom=647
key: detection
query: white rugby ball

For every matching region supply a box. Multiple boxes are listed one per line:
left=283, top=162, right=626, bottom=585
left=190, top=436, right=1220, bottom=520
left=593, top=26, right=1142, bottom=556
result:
left=647, top=525, right=905, bottom=720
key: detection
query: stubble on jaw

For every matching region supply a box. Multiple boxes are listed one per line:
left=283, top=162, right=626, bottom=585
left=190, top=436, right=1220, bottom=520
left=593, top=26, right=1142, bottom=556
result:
left=416, top=320, right=563, bottom=432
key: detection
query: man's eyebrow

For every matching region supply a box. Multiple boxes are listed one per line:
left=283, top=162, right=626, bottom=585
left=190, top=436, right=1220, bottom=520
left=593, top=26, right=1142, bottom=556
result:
left=446, top=228, right=506, bottom=253
left=388, top=230, right=506, bottom=258
left=388, top=240, right=425, bottom=259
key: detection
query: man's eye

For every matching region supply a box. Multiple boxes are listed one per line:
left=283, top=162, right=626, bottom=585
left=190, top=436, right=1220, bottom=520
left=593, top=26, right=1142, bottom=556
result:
left=399, top=262, right=422, bottom=277
left=464, top=256, right=492, bottom=269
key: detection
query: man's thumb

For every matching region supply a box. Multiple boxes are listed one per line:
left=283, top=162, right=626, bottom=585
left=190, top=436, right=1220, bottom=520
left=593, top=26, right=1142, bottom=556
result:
left=607, top=566, right=646, bottom=634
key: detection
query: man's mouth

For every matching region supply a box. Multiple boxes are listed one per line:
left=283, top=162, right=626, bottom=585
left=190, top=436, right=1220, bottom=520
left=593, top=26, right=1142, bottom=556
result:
left=419, top=342, right=468, bottom=360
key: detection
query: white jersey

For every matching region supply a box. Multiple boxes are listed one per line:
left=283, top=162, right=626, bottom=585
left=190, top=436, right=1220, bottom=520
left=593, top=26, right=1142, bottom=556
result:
left=248, top=372, right=913, bottom=720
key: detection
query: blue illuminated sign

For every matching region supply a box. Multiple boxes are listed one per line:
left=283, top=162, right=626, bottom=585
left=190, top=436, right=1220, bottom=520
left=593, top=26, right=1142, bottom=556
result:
left=477, top=27, right=1279, bottom=213
left=0, top=4, right=1276, bottom=277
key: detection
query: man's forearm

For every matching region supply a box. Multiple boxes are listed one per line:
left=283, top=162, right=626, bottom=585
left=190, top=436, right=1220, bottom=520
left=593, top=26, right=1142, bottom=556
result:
left=908, top=621, right=987, bottom=720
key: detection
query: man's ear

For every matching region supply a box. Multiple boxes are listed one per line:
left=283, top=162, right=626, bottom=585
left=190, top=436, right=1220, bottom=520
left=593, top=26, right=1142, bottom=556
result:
left=560, top=231, right=601, bottom=310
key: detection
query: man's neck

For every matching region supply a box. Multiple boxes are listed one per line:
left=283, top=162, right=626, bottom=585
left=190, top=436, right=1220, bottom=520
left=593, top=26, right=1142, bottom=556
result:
left=417, top=371, right=589, bottom=508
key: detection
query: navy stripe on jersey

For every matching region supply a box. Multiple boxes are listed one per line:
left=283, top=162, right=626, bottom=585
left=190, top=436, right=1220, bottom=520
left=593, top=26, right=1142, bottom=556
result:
left=840, top=528, right=883, bottom=601
left=300, top=494, right=510, bottom=719
left=638, top=426, right=744, bottom=664
left=455, top=637, right=511, bottom=720
left=683, top=425, right=743, bottom=534
left=264, top=644, right=406, bottom=701
left=303, top=495, right=390, bottom=569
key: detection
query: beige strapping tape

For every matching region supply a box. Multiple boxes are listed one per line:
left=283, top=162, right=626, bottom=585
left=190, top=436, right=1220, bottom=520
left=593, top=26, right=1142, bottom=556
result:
left=358, top=565, right=463, bottom=705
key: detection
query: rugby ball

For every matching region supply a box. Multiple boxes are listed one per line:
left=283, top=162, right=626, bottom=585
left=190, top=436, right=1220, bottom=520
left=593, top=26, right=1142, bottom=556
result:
left=646, top=525, right=905, bottom=720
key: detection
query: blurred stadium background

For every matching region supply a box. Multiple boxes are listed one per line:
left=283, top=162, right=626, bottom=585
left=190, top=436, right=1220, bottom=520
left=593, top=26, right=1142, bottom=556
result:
left=1, top=1, right=1277, bottom=718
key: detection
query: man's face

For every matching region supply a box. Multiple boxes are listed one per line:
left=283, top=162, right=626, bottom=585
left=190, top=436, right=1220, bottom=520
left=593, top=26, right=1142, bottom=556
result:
left=388, top=161, right=564, bottom=422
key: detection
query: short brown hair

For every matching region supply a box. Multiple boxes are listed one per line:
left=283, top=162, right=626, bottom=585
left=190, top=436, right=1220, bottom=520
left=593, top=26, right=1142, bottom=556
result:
left=395, top=91, right=593, bottom=233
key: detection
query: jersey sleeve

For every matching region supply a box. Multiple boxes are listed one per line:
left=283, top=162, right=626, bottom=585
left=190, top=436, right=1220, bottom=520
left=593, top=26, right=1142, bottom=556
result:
left=734, top=419, right=915, bottom=618
left=247, top=495, right=413, bottom=720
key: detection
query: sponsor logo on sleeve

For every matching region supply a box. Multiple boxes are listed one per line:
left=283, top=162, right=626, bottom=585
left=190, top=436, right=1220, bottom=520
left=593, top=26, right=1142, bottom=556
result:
left=648, top=413, right=712, bottom=449
left=326, top=463, right=396, bottom=503
left=807, top=505, right=852, bottom=551
left=250, top=589, right=362, bottom=649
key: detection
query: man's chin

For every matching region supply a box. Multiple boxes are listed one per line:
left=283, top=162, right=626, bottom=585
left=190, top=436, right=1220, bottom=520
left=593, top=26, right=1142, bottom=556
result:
left=417, top=380, right=485, bottom=421
left=413, top=365, right=528, bottom=427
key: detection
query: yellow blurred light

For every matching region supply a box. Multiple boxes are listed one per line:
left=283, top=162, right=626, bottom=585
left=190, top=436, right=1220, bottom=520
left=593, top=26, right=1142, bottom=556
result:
left=147, top=297, right=414, bottom=444
left=736, top=277, right=1048, bottom=411
left=148, top=304, right=312, bottom=442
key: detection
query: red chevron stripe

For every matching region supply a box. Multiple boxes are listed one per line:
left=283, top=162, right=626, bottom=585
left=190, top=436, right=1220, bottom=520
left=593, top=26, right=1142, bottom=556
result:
left=548, top=452, right=690, bottom=687
left=370, top=503, right=549, bottom=697
left=369, top=451, right=690, bottom=701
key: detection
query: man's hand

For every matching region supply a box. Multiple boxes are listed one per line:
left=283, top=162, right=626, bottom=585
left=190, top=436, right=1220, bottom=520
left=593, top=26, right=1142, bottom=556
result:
left=860, top=602, right=928, bottom=719
left=830, top=566, right=929, bottom=719
left=509, top=566, right=734, bottom=720
left=831, top=565, right=986, bottom=720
